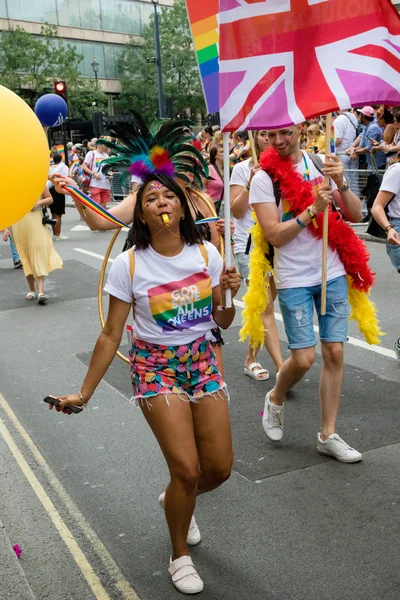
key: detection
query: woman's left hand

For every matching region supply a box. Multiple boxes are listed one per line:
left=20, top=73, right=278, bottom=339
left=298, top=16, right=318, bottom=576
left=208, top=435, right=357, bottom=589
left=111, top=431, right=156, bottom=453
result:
left=216, top=219, right=235, bottom=239
left=220, top=266, right=242, bottom=299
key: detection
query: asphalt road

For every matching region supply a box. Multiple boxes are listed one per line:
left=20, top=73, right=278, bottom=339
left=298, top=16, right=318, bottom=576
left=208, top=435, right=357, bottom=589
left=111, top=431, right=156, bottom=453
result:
left=0, top=207, right=399, bottom=600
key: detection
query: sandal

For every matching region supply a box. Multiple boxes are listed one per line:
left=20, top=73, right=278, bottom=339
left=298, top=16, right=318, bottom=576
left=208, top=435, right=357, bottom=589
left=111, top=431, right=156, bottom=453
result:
left=37, top=293, right=49, bottom=305
left=26, top=291, right=36, bottom=300
left=244, top=362, right=270, bottom=381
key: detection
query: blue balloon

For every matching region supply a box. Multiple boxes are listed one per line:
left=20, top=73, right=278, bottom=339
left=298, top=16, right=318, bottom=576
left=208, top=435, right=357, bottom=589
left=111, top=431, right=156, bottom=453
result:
left=34, top=94, right=68, bottom=127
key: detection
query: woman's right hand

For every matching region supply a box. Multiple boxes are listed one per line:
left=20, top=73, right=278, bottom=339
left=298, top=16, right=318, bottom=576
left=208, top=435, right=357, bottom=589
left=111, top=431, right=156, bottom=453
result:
left=249, top=163, right=260, bottom=184
left=48, top=394, right=87, bottom=415
left=312, top=184, right=333, bottom=214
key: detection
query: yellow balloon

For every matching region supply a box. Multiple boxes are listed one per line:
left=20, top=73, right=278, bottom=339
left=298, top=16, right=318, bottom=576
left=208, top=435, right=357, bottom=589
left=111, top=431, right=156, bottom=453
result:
left=0, top=85, right=50, bottom=229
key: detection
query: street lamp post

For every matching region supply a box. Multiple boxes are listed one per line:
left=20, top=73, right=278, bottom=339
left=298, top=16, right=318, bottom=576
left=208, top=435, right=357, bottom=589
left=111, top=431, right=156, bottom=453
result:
left=91, top=56, right=99, bottom=87
left=152, top=0, right=164, bottom=118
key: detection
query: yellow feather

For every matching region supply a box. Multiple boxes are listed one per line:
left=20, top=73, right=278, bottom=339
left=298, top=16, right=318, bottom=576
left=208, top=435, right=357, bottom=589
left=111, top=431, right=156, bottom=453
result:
left=239, top=217, right=273, bottom=350
left=347, top=277, right=385, bottom=345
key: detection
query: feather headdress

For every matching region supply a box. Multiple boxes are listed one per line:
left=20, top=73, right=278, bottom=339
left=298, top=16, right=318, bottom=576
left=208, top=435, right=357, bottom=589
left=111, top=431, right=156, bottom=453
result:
left=99, top=112, right=209, bottom=190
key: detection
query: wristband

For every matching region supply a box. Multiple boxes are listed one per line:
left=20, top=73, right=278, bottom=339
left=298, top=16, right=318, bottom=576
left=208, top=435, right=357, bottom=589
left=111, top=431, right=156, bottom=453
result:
left=296, top=216, right=306, bottom=229
left=385, top=225, right=393, bottom=235
left=307, top=205, right=319, bottom=229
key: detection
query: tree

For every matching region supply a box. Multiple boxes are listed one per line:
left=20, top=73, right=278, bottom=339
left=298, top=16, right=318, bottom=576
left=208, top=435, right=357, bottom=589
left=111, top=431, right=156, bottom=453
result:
left=118, top=0, right=205, bottom=121
left=0, top=24, right=107, bottom=119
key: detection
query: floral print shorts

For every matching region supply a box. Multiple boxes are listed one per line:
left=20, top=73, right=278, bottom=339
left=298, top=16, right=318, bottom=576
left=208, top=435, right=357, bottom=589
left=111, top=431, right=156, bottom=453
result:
left=129, top=335, right=228, bottom=406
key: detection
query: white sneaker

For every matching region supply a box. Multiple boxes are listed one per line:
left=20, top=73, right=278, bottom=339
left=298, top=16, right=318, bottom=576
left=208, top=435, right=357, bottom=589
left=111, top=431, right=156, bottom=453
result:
left=262, top=390, right=284, bottom=442
left=159, top=493, right=201, bottom=545
left=169, top=555, right=204, bottom=594
left=317, top=433, right=362, bottom=463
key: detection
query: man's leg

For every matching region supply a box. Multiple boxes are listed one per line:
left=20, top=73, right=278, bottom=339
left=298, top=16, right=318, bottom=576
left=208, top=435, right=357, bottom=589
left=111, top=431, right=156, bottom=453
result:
left=314, top=276, right=361, bottom=461
left=319, top=342, right=344, bottom=438
left=262, top=285, right=316, bottom=441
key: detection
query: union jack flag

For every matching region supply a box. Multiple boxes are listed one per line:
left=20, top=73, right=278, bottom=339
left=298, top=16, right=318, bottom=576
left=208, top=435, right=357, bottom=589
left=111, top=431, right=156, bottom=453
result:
left=219, top=0, right=400, bottom=131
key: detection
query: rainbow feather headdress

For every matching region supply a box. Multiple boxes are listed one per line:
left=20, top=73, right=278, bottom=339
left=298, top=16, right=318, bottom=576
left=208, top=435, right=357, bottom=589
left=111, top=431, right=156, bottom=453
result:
left=99, top=112, right=209, bottom=189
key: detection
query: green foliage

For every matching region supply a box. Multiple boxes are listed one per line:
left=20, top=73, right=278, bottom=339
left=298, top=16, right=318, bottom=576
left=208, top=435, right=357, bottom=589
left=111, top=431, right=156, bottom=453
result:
left=0, top=24, right=107, bottom=119
left=118, top=0, right=205, bottom=121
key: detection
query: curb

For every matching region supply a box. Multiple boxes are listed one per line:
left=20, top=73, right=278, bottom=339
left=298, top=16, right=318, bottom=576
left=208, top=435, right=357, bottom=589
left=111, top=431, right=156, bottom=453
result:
left=0, top=519, right=35, bottom=599
left=354, top=231, right=386, bottom=244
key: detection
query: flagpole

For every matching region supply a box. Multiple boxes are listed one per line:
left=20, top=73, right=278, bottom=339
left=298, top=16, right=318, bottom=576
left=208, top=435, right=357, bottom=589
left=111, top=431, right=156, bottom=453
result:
left=222, top=131, right=232, bottom=309
left=321, top=112, right=333, bottom=315
left=248, top=130, right=256, bottom=161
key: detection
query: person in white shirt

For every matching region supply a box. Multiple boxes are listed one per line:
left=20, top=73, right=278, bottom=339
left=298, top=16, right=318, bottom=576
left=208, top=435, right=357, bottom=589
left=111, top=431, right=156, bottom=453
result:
left=334, top=109, right=359, bottom=195
left=231, top=130, right=283, bottom=381
left=48, top=153, right=69, bottom=240
left=82, top=141, right=112, bottom=207
left=49, top=174, right=241, bottom=596
left=250, top=125, right=363, bottom=463
left=371, top=159, right=400, bottom=360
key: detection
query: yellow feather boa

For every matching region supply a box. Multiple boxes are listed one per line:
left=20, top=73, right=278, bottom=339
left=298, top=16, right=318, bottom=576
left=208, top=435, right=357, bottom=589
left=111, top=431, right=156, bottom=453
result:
left=240, top=218, right=384, bottom=348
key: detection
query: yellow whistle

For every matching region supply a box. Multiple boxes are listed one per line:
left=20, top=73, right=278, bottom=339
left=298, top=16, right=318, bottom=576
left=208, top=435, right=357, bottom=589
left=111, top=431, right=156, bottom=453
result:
left=162, top=214, right=169, bottom=224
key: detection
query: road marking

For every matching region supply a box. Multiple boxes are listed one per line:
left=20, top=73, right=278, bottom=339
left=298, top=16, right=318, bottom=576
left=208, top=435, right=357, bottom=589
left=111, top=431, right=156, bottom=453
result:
left=70, top=225, right=90, bottom=231
left=73, top=248, right=397, bottom=360
left=0, top=394, right=140, bottom=600
left=74, top=248, right=114, bottom=262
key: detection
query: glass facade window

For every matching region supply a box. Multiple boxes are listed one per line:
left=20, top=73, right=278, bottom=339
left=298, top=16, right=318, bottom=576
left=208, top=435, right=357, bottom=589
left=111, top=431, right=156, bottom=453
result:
left=0, top=0, right=8, bottom=18
left=7, top=0, right=57, bottom=24
left=100, top=0, right=141, bottom=35
left=57, top=0, right=102, bottom=30
left=67, top=39, right=124, bottom=79
left=1, top=0, right=156, bottom=33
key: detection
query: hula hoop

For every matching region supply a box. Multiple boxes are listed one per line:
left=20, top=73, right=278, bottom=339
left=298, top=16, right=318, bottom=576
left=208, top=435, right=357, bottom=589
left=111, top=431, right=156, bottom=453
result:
left=189, top=188, right=225, bottom=257
left=97, top=227, right=130, bottom=364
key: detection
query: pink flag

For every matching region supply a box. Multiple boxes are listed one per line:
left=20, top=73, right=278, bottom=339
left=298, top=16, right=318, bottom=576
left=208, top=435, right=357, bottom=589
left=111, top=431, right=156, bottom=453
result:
left=219, top=0, right=400, bottom=131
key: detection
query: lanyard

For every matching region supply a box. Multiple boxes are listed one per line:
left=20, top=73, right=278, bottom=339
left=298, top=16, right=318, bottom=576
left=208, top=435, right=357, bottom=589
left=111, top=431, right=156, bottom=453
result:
left=302, top=152, right=310, bottom=181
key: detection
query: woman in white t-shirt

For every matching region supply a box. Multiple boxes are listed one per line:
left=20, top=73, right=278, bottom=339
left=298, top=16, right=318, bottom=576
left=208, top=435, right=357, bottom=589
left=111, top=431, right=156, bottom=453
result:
left=371, top=159, right=400, bottom=360
left=231, top=130, right=283, bottom=381
left=49, top=174, right=241, bottom=595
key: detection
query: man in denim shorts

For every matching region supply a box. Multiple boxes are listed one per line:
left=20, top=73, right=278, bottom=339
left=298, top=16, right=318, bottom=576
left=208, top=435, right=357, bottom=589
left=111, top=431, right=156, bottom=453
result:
left=250, top=125, right=363, bottom=463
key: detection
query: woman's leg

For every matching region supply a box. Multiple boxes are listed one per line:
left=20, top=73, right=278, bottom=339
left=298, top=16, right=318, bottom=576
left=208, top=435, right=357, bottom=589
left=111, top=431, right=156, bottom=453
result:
left=26, top=275, right=35, bottom=292
left=140, top=395, right=199, bottom=559
left=191, top=394, right=233, bottom=495
left=52, top=214, right=61, bottom=237
left=262, top=278, right=284, bottom=373
left=35, top=276, right=45, bottom=295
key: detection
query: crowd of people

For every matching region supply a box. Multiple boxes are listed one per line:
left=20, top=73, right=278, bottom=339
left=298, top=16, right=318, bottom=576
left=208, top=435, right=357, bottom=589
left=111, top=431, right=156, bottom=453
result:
left=1, top=104, right=399, bottom=595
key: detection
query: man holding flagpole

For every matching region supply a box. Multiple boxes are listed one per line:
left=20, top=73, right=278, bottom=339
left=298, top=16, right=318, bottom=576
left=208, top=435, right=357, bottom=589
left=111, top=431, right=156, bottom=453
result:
left=249, top=124, right=364, bottom=463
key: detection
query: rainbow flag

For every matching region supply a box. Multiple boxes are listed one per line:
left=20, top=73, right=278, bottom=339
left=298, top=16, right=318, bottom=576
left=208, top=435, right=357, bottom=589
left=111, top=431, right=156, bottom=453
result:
left=185, top=0, right=219, bottom=113
left=65, top=185, right=129, bottom=229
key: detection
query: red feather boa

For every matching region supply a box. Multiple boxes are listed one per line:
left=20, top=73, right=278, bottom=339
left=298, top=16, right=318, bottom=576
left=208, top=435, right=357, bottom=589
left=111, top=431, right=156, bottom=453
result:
left=259, top=148, right=375, bottom=292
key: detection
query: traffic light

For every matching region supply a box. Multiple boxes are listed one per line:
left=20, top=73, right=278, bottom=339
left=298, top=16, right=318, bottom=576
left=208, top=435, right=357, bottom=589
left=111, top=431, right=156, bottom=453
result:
left=54, top=81, right=68, bottom=103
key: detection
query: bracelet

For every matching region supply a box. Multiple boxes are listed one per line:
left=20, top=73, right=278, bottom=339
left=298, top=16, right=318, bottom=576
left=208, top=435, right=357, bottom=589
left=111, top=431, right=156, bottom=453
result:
left=307, top=206, right=319, bottom=229
left=79, top=391, right=88, bottom=405
left=296, top=216, right=306, bottom=229
left=385, top=225, right=393, bottom=235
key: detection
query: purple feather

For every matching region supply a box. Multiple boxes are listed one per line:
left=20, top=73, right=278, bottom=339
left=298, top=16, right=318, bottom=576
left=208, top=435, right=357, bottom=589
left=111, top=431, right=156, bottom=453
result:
left=157, top=162, right=176, bottom=177
left=128, top=161, right=154, bottom=179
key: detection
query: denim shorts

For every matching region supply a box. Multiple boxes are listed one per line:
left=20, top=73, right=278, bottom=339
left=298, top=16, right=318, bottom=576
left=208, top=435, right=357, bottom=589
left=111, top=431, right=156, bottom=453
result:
left=235, top=251, right=250, bottom=282
left=387, top=218, right=400, bottom=273
left=278, top=275, right=349, bottom=349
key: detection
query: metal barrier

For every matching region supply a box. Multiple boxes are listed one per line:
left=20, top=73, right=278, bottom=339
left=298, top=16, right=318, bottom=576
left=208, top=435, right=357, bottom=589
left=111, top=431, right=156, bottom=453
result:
left=111, top=173, right=130, bottom=202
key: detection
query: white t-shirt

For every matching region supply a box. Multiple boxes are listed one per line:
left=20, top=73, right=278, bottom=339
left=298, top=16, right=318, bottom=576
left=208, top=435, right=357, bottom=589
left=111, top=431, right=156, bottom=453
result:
left=104, top=242, right=223, bottom=346
left=249, top=153, right=345, bottom=289
left=47, top=162, right=68, bottom=188
left=379, top=163, right=400, bottom=218
left=84, top=151, right=111, bottom=190
left=334, top=112, right=358, bottom=152
left=230, top=158, right=255, bottom=254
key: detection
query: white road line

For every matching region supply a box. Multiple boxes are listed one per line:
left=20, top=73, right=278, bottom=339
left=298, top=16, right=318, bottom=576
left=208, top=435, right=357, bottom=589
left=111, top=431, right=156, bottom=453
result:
left=74, top=248, right=114, bottom=262
left=74, top=248, right=397, bottom=360
left=0, top=394, right=140, bottom=600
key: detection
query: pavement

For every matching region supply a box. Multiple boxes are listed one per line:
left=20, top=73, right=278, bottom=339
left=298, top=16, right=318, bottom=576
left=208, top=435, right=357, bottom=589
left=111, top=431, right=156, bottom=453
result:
left=0, top=207, right=399, bottom=600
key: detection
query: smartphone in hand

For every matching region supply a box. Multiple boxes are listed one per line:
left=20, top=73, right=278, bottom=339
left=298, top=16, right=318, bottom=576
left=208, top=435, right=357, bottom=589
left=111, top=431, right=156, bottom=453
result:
left=43, top=395, right=83, bottom=414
